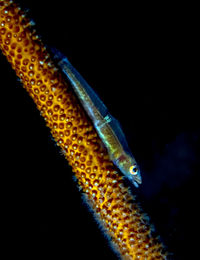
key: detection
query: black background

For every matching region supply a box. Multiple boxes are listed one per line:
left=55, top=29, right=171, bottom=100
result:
left=1, top=1, right=199, bottom=259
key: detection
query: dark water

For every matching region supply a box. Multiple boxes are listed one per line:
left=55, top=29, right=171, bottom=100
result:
left=1, top=1, right=199, bottom=259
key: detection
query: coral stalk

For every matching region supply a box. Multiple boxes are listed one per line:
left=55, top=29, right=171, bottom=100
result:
left=0, top=1, right=167, bottom=259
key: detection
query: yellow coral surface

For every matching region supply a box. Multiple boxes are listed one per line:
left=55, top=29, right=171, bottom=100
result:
left=0, top=1, right=167, bottom=259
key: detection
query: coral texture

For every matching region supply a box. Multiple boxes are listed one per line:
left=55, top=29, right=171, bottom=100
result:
left=0, top=1, right=167, bottom=259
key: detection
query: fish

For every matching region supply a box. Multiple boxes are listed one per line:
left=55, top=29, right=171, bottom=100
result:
left=51, top=48, right=142, bottom=187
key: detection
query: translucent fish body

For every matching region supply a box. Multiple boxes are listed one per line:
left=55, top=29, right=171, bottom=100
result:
left=52, top=48, right=142, bottom=187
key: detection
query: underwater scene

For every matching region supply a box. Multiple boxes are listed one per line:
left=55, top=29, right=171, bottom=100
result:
left=1, top=1, right=198, bottom=259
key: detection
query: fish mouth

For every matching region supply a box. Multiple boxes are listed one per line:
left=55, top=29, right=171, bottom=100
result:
left=134, top=174, right=142, bottom=186
left=128, top=174, right=142, bottom=188
left=133, top=181, right=139, bottom=188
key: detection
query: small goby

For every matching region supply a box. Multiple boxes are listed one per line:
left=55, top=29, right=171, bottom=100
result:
left=51, top=48, right=142, bottom=187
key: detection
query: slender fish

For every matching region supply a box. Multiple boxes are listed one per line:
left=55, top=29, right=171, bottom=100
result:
left=52, top=48, right=142, bottom=187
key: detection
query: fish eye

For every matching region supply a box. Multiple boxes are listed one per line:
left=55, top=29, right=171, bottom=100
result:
left=129, top=165, right=138, bottom=175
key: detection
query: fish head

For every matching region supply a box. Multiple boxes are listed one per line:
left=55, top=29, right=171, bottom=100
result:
left=116, top=153, right=142, bottom=188
left=128, top=163, right=142, bottom=188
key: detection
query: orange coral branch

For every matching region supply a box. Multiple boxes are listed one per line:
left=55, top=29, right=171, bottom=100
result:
left=0, top=1, right=167, bottom=259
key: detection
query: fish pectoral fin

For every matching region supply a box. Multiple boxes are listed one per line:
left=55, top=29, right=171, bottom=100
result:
left=95, top=115, right=112, bottom=129
left=104, top=115, right=112, bottom=124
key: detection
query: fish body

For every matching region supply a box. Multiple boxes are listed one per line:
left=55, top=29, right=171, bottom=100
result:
left=52, top=48, right=142, bottom=187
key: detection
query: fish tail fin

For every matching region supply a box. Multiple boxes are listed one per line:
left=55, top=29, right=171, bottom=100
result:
left=50, top=47, right=69, bottom=63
